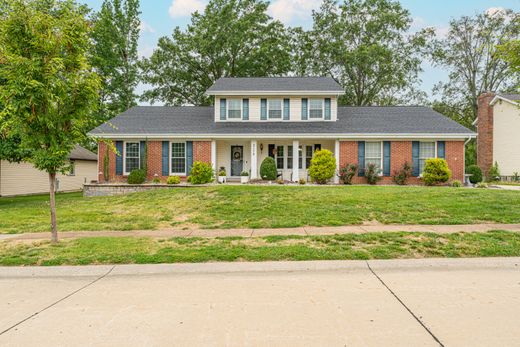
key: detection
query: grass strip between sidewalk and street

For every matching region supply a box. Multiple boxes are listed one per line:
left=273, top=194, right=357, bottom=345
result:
left=1, top=230, right=520, bottom=266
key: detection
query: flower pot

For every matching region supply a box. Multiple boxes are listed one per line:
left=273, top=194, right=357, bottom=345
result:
left=240, top=176, right=249, bottom=184
left=218, top=176, right=226, bottom=184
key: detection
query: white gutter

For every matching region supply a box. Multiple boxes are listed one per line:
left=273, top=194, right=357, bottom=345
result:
left=206, top=91, right=345, bottom=96
left=490, top=95, right=519, bottom=106
left=89, top=133, right=477, bottom=140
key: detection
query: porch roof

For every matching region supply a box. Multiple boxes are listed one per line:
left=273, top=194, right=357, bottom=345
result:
left=89, top=106, right=475, bottom=138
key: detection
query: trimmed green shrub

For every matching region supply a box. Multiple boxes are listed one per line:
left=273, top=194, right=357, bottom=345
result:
left=422, top=158, right=451, bottom=186
left=365, top=163, right=382, bottom=185
left=339, top=163, right=357, bottom=185
left=260, top=156, right=277, bottom=180
left=466, top=165, right=482, bottom=184
left=309, top=149, right=336, bottom=184
left=240, top=171, right=249, bottom=176
left=487, top=161, right=500, bottom=182
left=393, top=162, right=412, bottom=185
left=451, top=180, right=462, bottom=187
left=127, top=169, right=146, bottom=184
left=189, top=161, right=214, bottom=184
left=167, top=176, right=181, bottom=185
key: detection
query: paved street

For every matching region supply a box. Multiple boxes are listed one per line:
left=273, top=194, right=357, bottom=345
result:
left=1, top=258, right=519, bottom=346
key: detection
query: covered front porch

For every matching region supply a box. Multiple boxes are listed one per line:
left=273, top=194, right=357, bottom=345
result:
left=211, top=139, right=339, bottom=183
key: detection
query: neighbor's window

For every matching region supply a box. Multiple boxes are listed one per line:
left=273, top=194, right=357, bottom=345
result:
left=68, top=160, right=76, bottom=176
left=268, top=99, right=282, bottom=119
left=227, top=99, right=242, bottom=119
left=309, top=99, right=323, bottom=119
left=305, top=146, right=313, bottom=169
left=287, top=145, right=293, bottom=169
left=419, top=142, right=436, bottom=173
left=365, top=142, right=382, bottom=170
left=125, top=142, right=140, bottom=174
left=171, top=142, right=186, bottom=174
left=276, top=146, right=284, bottom=169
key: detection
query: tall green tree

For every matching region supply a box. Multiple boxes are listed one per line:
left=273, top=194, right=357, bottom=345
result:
left=90, top=0, right=140, bottom=121
left=498, top=16, right=520, bottom=83
left=298, top=0, right=431, bottom=106
left=140, top=0, right=292, bottom=106
left=0, top=0, right=100, bottom=243
left=431, top=10, right=520, bottom=124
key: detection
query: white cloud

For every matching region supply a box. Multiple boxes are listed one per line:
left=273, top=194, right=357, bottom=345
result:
left=267, top=0, right=320, bottom=25
left=169, top=0, right=206, bottom=18
left=139, top=21, right=155, bottom=33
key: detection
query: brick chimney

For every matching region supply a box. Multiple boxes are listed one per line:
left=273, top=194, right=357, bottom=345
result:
left=477, top=92, right=496, bottom=174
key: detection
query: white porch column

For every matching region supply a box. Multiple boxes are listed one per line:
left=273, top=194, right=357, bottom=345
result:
left=250, top=140, right=258, bottom=179
left=334, top=140, right=340, bottom=184
left=211, top=140, right=217, bottom=174
left=292, top=140, right=299, bottom=182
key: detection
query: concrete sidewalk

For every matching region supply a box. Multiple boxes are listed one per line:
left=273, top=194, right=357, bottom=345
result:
left=1, top=258, right=519, bottom=346
left=2, top=223, right=520, bottom=241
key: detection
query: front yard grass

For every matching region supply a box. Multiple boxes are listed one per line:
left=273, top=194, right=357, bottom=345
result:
left=1, top=231, right=519, bottom=266
left=1, top=185, right=520, bottom=234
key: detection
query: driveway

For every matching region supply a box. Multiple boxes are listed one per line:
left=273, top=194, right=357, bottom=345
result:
left=1, top=258, right=519, bottom=346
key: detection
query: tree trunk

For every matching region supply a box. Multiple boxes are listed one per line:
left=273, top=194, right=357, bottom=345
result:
left=48, top=172, right=58, bottom=243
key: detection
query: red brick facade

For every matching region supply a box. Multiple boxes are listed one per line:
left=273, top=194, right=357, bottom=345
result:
left=477, top=92, right=495, bottom=175
left=339, top=140, right=465, bottom=184
left=97, top=140, right=213, bottom=183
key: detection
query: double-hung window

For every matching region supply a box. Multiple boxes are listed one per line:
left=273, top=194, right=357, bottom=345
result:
left=276, top=146, right=284, bottom=169
left=171, top=142, right=186, bottom=175
left=365, top=142, right=382, bottom=170
left=419, top=142, right=436, bottom=173
left=227, top=99, right=242, bottom=119
left=287, top=145, right=293, bottom=169
left=124, top=142, right=140, bottom=174
left=309, top=99, right=324, bottom=119
left=268, top=99, right=282, bottom=119
left=305, top=146, right=313, bottom=169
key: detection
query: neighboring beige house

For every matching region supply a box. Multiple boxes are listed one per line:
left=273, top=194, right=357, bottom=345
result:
left=0, top=145, right=97, bottom=197
left=477, top=93, right=520, bottom=178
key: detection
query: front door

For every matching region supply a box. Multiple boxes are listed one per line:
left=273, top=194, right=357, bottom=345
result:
left=231, top=146, right=244, bottom=176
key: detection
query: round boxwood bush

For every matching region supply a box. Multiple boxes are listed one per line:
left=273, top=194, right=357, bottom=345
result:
left=260, top=156, right=277, bottom=180
left=422, top=158, right=452, bottom=186
left=166, top=176, right=181, bottom=185
left=189, top=161, right=214, bottom=184
left=127, top=169, right=146, bottom=184
left=466, top=165, right=483, bottom=184
left=309, top=149, right=336, bottom=184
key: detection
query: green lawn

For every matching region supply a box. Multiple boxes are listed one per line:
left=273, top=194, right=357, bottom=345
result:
left=1, top=231, right=519, bottom=266
left=1, top=185, right=520, bottom=234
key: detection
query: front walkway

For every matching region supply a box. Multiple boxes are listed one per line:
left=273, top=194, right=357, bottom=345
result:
left=2, top=223, right=520, bottom=241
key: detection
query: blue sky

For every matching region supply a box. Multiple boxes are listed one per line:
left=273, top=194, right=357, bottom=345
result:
left=81, top=0, right=520, bottom=103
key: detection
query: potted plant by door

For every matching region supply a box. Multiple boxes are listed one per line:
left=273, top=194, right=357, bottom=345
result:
left=240, top=171, right=249, bottom=184
left=218, top=168, right=227, bottom=183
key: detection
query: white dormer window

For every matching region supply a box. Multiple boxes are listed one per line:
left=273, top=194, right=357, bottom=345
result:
left=309, top=99, right=324, bottom=119
left=268, top=99, right=282, bottom=119
left=227, top=99, right=242, bottom=119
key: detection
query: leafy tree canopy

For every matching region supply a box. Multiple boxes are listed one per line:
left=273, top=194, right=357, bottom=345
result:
left=140, top=0, right=292, bottom=106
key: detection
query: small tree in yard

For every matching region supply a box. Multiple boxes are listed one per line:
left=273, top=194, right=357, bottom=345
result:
left=309, top=149, right=336, bottom=184
left=0, top=0, right=100, bottom=243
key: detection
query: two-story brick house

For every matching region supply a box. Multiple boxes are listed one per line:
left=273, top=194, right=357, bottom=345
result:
left=90, top=77, right=475, bottom=184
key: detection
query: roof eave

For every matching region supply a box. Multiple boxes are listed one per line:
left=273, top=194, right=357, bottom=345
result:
left=205, top=90, right=345, bottom=96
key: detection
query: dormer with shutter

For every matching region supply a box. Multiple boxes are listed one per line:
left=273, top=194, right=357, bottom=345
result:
left=206, top=77, right=344, bottom=122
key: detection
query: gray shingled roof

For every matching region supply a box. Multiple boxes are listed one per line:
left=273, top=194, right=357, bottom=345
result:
left=499, top=93, right=520, bottom=101
left=89, top=106, right=474, bottom=136
left=68, top=145, right=97, bottom=161
left=206, top=77, right=344, bottom=93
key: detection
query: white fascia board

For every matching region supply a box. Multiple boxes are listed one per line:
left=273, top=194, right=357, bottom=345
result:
left=490, top=95, right=519, bottom=106
left=206, top=91, right=345, bottom=96
left=91, top=133, right=476, bottom=140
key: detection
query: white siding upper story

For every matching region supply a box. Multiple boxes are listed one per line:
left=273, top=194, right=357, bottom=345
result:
left=492, top=100, right=520, bottom=176
left=0, top=160, right=97, bottom=197
left=213, top=96, right=338, bottom=122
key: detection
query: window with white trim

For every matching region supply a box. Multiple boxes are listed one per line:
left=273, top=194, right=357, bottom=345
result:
left=287, top=145, right=293, bottom=169
left=171, top=142, right=186, bottom=174
left=268, top=99, right=282, bottom=119
left=419, top=142, right=436, bottom=173
left=68, top=160, right=76, bottom=176
left=305, top=146, right=313, bottom=169
left=365, top=142, right=382, bottom=170
left=227, top=99, right=241, bottom=119
left=309, top=99, right=324, bottom=119
left=276, top=146, right=284, bottom=169
left=124, top=142, right=140, bottom=174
